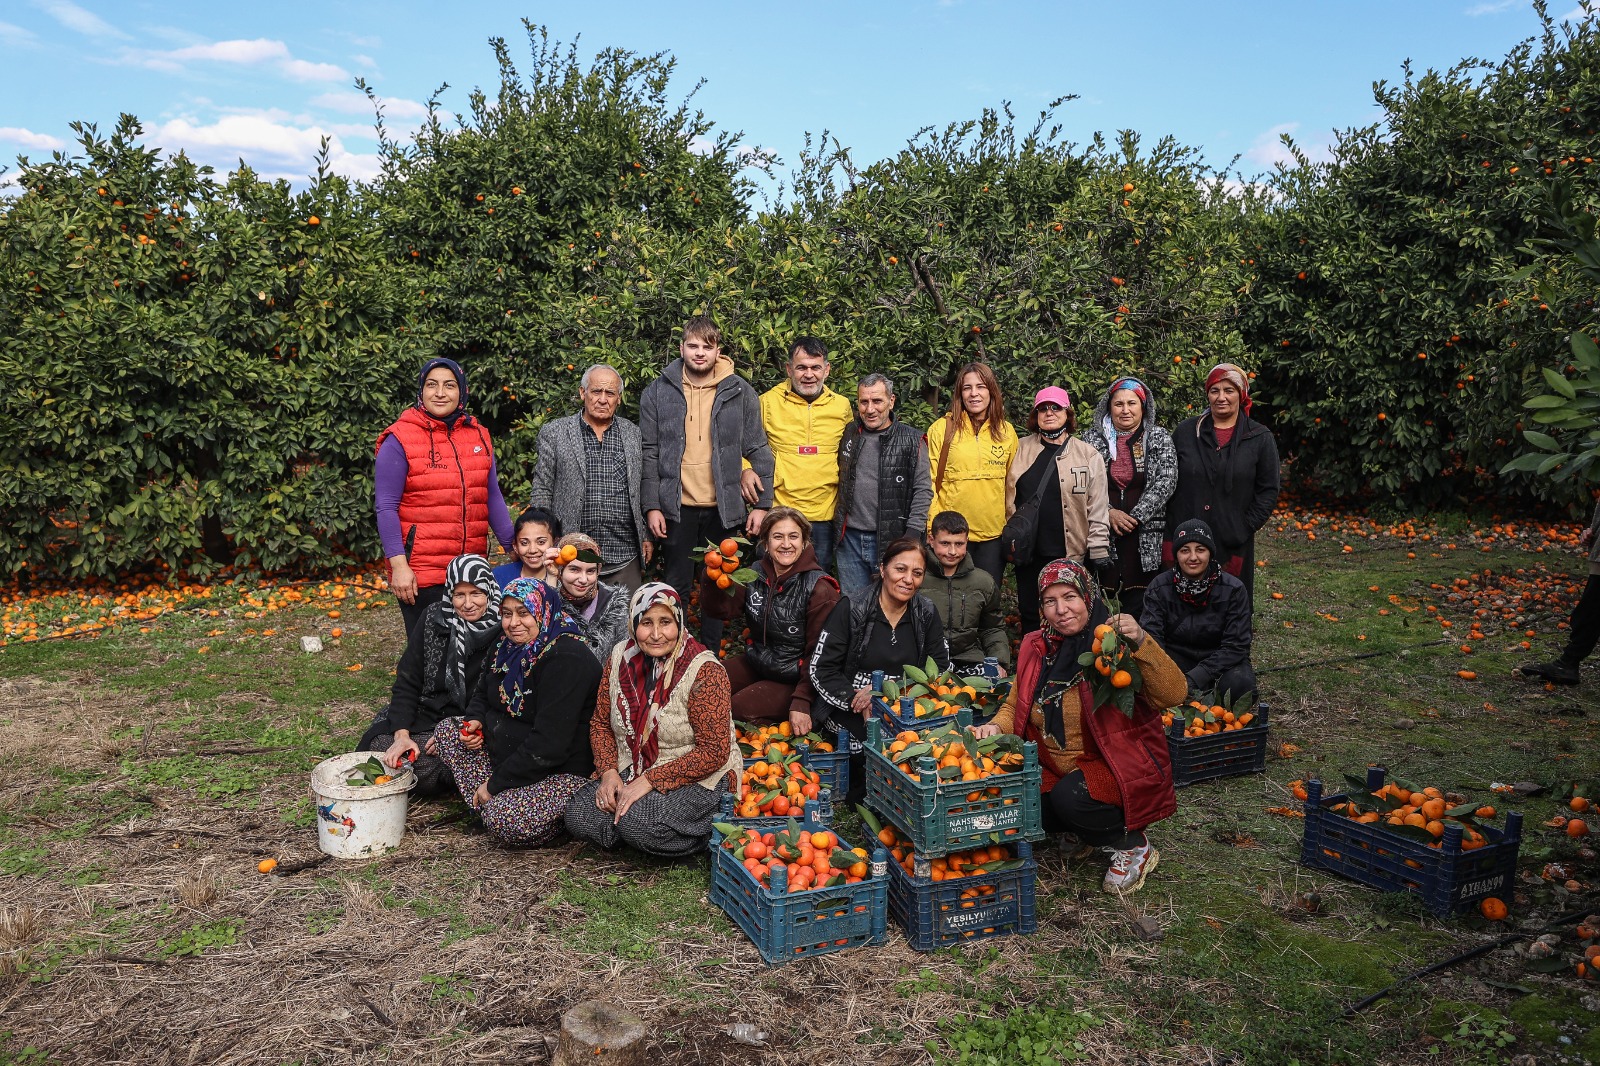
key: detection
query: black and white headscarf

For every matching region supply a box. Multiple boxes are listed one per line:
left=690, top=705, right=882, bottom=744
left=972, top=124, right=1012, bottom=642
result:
left=431, top=554, right=503, bottom=708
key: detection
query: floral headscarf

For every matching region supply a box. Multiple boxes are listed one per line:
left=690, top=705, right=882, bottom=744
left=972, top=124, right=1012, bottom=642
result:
left=615, top=583, right=709, bottom=778
left=493, top=576, right=587, bottom=718
left=1035, top=559, right=1112, bottom=745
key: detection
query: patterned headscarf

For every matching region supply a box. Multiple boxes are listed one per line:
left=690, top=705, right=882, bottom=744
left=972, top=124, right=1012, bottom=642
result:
left=615, top=583, right=710, bottom=778
left=1205, top=363, right=1252, bottom=415
left=493, top=577, right=587, bottom=718
left=556, top=533, right=604, bottom=609
left=431, top=554, right=502, bottom=710
left=1035, top=559, right=1112, bottom=745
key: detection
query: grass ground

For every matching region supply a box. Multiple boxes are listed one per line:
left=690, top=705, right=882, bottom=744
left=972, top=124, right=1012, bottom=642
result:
left=0, top=504, right=1597, bottom=1065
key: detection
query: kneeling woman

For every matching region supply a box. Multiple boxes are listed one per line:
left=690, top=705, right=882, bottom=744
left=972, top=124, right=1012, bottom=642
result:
left=434, top=578, right=601, bottom=846
left=701, top=507, right=840, bottom=735
left=555, top=533, right=631, bottom=661
left=976, top=560, right=1186, bottom=893
left=366, top=554, right=502, bottom=795
left=565, top=584, right=741, bottom=858
left=1139, top=520, right=1256, bottom=703
left=810, top=538, right=952, bottom=800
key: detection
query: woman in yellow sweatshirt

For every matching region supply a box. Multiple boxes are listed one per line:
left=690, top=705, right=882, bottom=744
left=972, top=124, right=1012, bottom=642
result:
left=927, top=362, right=1018, bottom=585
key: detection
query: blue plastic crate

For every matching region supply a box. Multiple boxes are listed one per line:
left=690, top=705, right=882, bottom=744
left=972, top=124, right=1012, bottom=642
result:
left=863, top=716, right=1044, bottom=859
left=737, top=726, right=851, bottom=811
left=1166, top=704, right=1271, bottom=787
left=708, top=817, right=890, bottom=965
left=887, top=841, right=1038, bottom=950
left=868, top=669, right=1007, bottom=732
left=715, top=793, right=832, bottom=830
left=1299, top=768, right=1523, bottom=917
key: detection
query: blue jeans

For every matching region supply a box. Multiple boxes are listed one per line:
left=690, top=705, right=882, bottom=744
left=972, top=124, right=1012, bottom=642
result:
left=810, top=519, right=836, bottom=575
left=836, top=527, right=878, bottom=595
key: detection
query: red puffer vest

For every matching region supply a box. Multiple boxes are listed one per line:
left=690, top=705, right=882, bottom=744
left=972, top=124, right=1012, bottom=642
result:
left=375, top=407, right=496, bottom=587
left=1009, top=630, right=1177, bottom=832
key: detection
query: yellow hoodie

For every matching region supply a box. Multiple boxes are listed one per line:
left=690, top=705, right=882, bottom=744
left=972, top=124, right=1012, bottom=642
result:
left=926, top=414, right=1019, bottom=542
left=759, top=383, right=854, bottom=521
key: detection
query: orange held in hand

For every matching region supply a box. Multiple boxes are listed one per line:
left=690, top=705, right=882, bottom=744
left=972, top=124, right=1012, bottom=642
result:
left=558, top=544, right=578, bottom=564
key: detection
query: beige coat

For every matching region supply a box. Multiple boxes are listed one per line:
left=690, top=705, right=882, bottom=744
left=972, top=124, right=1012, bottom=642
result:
left=1004, top=435, right=1111, bottom=561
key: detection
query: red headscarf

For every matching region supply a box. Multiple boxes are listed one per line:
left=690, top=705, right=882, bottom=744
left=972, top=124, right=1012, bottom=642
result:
left=1205, top=363, right=1252, bottom=415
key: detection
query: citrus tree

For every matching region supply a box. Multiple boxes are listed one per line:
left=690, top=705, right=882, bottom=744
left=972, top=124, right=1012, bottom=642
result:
left=1244, top=11, right=1600, bottom=505
left=0, top=117, right=416, bottom=579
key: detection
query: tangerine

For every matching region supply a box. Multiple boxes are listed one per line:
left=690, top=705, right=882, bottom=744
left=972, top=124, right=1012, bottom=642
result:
left=1479, top=897, right=1508, bottom=921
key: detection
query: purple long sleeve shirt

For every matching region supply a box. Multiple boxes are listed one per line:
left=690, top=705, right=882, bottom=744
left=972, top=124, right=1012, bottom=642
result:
left=375, top=434, right=515, bottom=561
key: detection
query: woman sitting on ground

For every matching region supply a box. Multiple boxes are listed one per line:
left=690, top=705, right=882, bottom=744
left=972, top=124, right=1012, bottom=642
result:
left=555, top=533, right=630, bottom=660
left=364, top=554, right=501, bottom=795
left=701, top=506, right=841, bottom=735
left=433, top=578, right=600, bottom=847
left=564, top=584, right=741, bottom=858
left=1139, top=519, right=1256, bottom=705
left=975, top=560, right=1186, bottom=894
left=810, top=537, right=952, bottom=800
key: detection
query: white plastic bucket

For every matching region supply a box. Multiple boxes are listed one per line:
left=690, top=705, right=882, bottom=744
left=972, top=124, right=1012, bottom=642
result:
left=310, top=752, right=415, bottom=859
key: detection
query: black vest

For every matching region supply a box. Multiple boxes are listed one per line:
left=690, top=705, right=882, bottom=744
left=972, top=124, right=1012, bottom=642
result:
left=837, top=419, right=922, bottom=544
left=847, top=583, right=940, bottom=666
left=745, top=567, right=826, bottom=682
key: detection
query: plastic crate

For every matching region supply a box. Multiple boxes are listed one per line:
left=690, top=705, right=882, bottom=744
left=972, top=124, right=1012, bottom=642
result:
left=886, top=841, right=1038, bottom=950
left=739, top=727, right=851, bottom=807
left=716, top=793, right=831, bottom=830
left=870, top=667, right=962, bottom=732
left=1166, top=703, right=1271, bottom=787
left=862, top=716, right=1044, bottom=858
left=1299, top=768, right=1523, bottom=917
left=708, top=816, right=890, bottom=965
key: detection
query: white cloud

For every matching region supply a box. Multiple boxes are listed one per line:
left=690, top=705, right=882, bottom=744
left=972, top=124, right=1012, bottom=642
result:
left=1465, top=0, right=1520, bottom=13
left=351, top=53, right=377, bottom=70
left=1557, top=4, right=1594, bottom=20
left=33, top=0, right=128, bottom=38
left=0, top=19, right=38, bottom=44
left=149, top=113, right=380, bottom=182
left=310, top=89, right=427, bottom=120
left=281, top=58, right=348, bottom=82
left=129, top=37, right=349, bottom=83
left=1244, top=122, right=1330, bottom=169
left=0, top=126, right=66, bottom=150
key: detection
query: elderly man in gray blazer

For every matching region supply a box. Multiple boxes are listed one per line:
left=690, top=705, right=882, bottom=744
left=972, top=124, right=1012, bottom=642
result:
left=528, top=364, right=651, bottom=594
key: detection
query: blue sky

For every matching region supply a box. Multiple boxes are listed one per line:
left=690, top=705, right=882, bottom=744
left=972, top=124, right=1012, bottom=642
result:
left=0, top=0, right=1592, bottom=196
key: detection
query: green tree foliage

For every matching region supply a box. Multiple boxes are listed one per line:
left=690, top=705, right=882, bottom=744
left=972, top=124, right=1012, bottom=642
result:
left=1243, top=9, right=1600, bottom=505
left=0, top=117, right=417, bottom=577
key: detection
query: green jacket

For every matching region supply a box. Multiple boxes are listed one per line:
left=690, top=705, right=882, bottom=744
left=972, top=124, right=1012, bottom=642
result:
left=924, top=554, right=1011, bottom=667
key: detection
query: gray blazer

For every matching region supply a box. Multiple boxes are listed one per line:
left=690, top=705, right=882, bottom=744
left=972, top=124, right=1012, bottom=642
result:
left=528, top=413, right=647, bottom=566
left=639, top=358, right=775, bottom=529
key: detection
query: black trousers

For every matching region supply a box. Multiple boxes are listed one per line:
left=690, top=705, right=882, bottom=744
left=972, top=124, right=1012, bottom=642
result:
left=967, top=538, right=1004, bottom=588
left=1169, top=648, right=1258, bottom=705
left=1560, top=573, right=1600, bottom=665
left=663, top=505, right=739, bottom=649
left=1042, top=770, right=1143, bottom=849
left=398, top=583, right=446, bottom=638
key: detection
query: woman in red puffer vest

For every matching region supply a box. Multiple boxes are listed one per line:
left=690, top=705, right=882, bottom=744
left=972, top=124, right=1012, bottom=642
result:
left=376, top=358, right=515, bottom=635
left=976, top=559, right=1187, bottom=894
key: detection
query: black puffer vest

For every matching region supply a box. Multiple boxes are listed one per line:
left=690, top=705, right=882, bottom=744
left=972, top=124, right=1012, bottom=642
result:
left=837, top=418, right=923, bottom=544
left=746, top=560, right=827, bottom=683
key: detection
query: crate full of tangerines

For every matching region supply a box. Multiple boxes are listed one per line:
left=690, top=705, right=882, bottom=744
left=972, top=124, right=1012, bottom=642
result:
left=736, top=719, right=851, bottom=802
left=864, top=712, right=1043, bottom=859
left=1163, top=692, right=1270, bottom=787
left=1297, top=766, right=1523, bottom=918
left=708, top=812, right=889, bottom=965
left=861, top=806, right=1039, bottom=950
left=870, top=661, right=1007, bottom=731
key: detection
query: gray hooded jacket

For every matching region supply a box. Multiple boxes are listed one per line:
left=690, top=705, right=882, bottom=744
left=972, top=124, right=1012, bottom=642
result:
left=639, top=358, right=775, bottom=529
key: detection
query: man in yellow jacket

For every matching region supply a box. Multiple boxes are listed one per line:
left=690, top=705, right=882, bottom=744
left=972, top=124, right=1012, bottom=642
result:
left=759, top=337, right=854, bottom=571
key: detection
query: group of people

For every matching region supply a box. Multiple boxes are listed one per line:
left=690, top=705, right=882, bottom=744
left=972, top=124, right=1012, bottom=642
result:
left=365, top=317, right=1283, bottom=892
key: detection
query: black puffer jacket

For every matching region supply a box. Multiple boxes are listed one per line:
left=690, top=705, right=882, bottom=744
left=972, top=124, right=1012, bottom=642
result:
left=1165, top=413, right=1280, bottom=559
left=1139, top=570, right=1253, bottom=692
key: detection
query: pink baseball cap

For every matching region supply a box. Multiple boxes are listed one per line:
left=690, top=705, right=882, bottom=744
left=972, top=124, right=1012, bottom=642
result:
left=1032, top=386, right=1072, bottom=409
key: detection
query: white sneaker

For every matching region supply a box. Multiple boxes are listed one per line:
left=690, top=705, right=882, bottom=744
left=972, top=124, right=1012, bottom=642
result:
left=1102, top=842, right=1159, bottom=894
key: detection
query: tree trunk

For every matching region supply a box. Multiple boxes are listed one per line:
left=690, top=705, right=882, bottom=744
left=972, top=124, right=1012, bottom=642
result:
left=551, top=1001, right=647, bottom=1065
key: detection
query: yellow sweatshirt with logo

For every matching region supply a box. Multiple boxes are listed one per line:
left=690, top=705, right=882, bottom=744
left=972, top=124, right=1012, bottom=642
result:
left=926, top=414, right=1019, bottom=542
left=758, top=383, right=855, bottom=522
